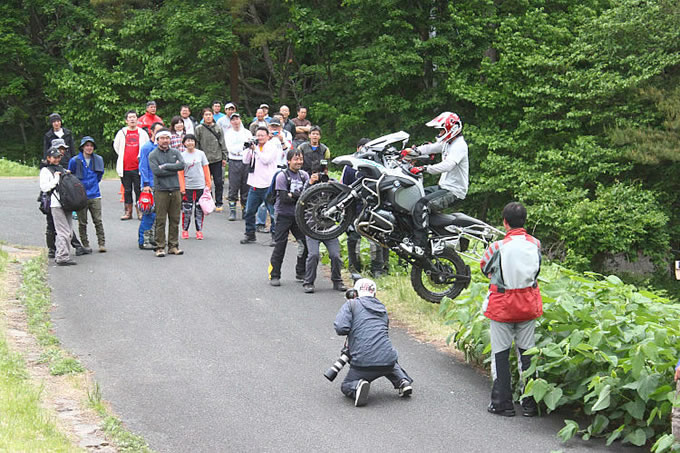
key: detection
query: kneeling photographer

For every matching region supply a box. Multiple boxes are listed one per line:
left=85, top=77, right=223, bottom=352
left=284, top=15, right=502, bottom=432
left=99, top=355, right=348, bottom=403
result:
left=333, top=279, right=413, bottom=406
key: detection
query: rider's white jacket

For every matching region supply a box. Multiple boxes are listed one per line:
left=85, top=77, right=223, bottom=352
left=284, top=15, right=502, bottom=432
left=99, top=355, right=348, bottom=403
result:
left=418, top=135, right=469, bottom=199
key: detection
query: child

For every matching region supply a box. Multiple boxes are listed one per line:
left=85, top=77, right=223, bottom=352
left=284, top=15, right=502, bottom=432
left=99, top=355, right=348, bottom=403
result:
left=334, top=278, right=413, bottom=406
left=178, top=134, right=211, bottom=240
left=68, top=136, right=106, bottom=253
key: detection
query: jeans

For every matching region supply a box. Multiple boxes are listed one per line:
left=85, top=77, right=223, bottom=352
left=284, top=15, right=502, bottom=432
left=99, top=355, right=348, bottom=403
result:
left=244, top=187, right=275, bottom=235
left=256, top=202, right=268, bottom=226
left=208, top=161, right=224, bottom=207
left=154, top=190, right=182, bottom=250
left=121, top=170, right=141, bottom=205
left=139, top=211, right=156, bottom=245
left=76, top=198, right=105, bottom=248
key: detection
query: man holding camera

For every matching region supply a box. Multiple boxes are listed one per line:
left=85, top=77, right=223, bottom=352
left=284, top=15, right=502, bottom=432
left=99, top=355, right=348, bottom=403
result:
left=333, top=279, right=413, bottom=407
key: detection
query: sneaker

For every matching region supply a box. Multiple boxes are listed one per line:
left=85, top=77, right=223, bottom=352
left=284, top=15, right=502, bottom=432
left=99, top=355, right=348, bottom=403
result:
left=196, top=231, right=204, bottom=240
left=48, top=250, right=55, bottom=259
left=181, top=230, right=189, bottom=239
left=98, top=246, right=107, bottom=253
left=228, top=210, right=236, bottom=221
left=56, top=260, right=77, bottom=266
left=355, top=380, right=370, bottom=407
left=240, top=234, right=256, bottom=244
left=398, top=379, right=413, bottom=397
left=75, top=247, right=90, bottom=256
left=270, top=278, right=281, bottom=287
left=295, top=274, right=305, bottom=282
left=333, top=281, right=348, bottom=292
left=215, top=206, right=224, bottom=212
left=487, top=402, right=515, bottom=417
left=256, top=225, right=268, bottom=234
left=303, top=284, right=314, bottom=293
left=155, top=249, right=166, bottom=257
left=168, top=247, right=184, bottom=255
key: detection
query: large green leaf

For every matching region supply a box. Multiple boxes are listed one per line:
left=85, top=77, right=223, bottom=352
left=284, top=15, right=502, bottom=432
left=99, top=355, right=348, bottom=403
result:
left=591, top=385, right=611, bottom=412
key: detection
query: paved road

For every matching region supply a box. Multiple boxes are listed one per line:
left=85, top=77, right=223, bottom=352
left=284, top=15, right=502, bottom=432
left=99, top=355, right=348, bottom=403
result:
left=0, top=178, right=638, bottom=452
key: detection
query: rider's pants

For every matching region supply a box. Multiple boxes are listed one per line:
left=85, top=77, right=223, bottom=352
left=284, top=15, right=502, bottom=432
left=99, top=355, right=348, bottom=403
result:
left=412, top=185, right=458, bottom=247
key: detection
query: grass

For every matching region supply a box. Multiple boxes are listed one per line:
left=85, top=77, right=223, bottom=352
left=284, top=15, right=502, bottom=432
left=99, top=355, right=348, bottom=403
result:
left=0, top=249, right=79, bottom=452
left=0, top=158, right=39, bottom=177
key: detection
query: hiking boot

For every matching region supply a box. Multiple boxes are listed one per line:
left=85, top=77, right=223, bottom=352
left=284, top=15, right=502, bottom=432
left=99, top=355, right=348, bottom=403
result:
left=256, top=225, right=268, bottom=234
left=333, top=281, right=347, bottom=292
left=228, top=202, right=237, bottom=221
left=75, top=246, right=91, bottom=256
left=303, top=284, right=315, bottom=294
left=487, top=402, right=515, bottom=417
left=56, top=260, right=77, bottom=266
left=196, top=231, right=204, bottom=240
left=98, top=246, right=107, bottom=253
left=398, top=379, right=413, bottom=397
left=295, top=274, right=305, bottom=282
left=355, top=380, right=370, bottom=407
left=240, top=234, right=256, bottom=244
left=181, top=230, right=189, bottom=239
left=168, top=247, right=184, bottom=255
left=270, top=278, right=281, bottom=287
left=121, top=203, right=133, bottom=220
left=48, top=250, right=55, bottom=259
left=155, top=249, right=166, bottom=257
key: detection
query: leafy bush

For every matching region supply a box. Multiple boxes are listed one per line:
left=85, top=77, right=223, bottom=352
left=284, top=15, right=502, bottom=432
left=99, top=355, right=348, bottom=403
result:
left=442, top=262, right=680, bottom=449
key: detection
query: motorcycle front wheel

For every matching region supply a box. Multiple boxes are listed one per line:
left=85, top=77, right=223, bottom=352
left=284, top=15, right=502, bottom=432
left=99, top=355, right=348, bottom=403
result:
left=295, top=183, right=356, bottom=241
left=411, top=247, right=471, bottom=303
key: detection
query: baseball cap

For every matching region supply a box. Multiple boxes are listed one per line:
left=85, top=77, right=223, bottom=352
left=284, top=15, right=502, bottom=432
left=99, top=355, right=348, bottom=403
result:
left=230, top=113, right=241, bottom=119
left=47, top=147, right=62, bottom=158
left=259, top=103, right=269, bottom=109
left=225, top=102, right=236, bottom=109
left=269, top=118, right=281, bottom=127
left=51, top=138, right=69, bottom=149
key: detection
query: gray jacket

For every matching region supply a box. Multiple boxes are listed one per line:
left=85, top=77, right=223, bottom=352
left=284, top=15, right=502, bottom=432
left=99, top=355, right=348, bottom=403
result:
left=148, top=147, right=185, bottom=191
left=334, top=296, right=398, bottom=367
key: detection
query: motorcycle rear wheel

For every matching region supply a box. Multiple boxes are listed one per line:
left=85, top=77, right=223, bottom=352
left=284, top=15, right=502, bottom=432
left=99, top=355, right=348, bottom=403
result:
left=411, top=248, right=471, bottom=303
left=295, top=183, right=356, bottom=241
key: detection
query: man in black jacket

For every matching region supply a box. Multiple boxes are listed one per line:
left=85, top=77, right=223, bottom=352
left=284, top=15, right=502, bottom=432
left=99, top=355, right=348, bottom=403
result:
left=149, top=129, right=185, bottom=257
left=43, top=113, right=75, bottom=161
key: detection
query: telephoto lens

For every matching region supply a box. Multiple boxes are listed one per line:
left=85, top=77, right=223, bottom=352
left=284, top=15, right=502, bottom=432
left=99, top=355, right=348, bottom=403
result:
left=324, top=350, right=350, bottom=382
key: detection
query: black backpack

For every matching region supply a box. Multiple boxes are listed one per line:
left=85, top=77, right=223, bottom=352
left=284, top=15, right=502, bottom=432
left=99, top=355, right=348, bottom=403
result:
left=265, top=169, right=290, bottom=206
left=55, top=172, right=88, bottom=211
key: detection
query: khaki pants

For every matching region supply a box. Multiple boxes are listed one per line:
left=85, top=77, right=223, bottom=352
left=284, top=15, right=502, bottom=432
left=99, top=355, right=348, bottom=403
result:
left=154, top=190, right=181, bottom=250
left=76, top=198, right=105, bottom=248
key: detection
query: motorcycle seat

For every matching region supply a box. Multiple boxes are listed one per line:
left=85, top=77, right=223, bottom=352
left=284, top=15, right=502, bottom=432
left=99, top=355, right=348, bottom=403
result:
left=430, top=212, right=484, bottom=228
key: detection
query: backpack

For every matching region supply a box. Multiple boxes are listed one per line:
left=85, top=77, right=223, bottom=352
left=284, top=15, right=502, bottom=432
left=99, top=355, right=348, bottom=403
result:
left=265, top=169, right=290, bottom=206
left=55, top=172, right=88, bottom=211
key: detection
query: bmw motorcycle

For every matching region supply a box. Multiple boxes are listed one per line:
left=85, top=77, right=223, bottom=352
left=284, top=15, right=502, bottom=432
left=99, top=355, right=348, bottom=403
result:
left=295, top=131, right=503, bottom=303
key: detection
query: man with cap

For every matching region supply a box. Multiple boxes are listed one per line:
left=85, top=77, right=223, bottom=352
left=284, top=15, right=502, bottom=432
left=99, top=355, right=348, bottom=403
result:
left=43, top=113, right=75, bottom=161
left=68, top=137, right=106, bottom=253
left=223, top=112, right=253, bottom=221
left=216, top=102, right=237, bottom=137
left=40, top=147, right=78, bottom=265
left=334, top=278, right=413, bottom=407
left=148, top=128, right=185, bottom=257
left=138, top=101, right=164, bottom=131
left=252, top=103, right=272, bottom=124
left=113, top=110, right=150, bottom=220
left=249, top=108, right=269, bottom=135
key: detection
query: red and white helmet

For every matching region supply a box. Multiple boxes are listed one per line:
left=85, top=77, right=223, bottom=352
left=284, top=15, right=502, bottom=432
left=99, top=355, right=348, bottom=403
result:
left=426, top=112, right=462, bottom=143
left=137, top=191, right=155, bottom=214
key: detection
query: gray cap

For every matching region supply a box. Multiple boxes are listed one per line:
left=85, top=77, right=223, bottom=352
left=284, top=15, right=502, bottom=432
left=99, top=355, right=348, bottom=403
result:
left=269, top=118, right=281, bottom=127
left=230, top=113, right=241, bottom=119
left=51, top=138, right=68, bottom=149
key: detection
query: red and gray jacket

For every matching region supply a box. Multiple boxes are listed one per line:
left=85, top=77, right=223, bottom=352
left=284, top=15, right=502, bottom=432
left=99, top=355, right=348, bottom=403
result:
left=480, top=228, right=542, bottom=323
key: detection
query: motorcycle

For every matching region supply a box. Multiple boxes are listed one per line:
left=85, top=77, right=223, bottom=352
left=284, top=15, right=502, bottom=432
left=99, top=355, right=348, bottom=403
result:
left=295, top=131, right=503, bottom=303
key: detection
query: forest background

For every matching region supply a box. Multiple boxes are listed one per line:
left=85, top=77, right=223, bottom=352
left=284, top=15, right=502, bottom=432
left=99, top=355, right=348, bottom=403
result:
left=1, top=0, right=679, bottom=288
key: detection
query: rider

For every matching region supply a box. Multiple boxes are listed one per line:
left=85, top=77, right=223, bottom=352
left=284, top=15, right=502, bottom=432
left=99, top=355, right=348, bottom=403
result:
left=401, top=112, right=469, bottom=256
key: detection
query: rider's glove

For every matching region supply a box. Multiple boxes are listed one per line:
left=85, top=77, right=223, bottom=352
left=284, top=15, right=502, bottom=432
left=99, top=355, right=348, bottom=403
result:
left=400, top=147, right=419, bottom=159
left=410, top=166, right=424, bottom=175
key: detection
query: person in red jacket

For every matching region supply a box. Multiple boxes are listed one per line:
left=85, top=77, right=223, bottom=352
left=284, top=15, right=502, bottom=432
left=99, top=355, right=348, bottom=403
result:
left=138, top=101, right=164, bottom=131
left=480, top=202, right=542, bottom=418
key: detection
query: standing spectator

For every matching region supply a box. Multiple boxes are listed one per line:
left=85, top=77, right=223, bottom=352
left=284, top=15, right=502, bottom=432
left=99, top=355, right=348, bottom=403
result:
left=195, top=108, right=227, bottom=212
left=68, top=136, right=106, bottom=253
left=279, top=105, right=296, bottom=138
left=299, top=126, right=330, bottom=175
left=178, top=134, right=210, bottom=240
left=481, top=202, right=542, bottom=418
left=255, top=117, right=291, bottom=232
left=211, top=100, right=225, bottom=122
left=148, top=129, right=185, bottom=257
left=253, top=103, right=272, bottom=123
left=113, top=110, right=150, bottom=220
left=268, top=149, right=309, bottom=286
left=334, top=278, right=413, bottom=406
left=43, top=113, right=75, bottom=160
left=302, top=166, right=346, bottom=293
left=249, top=108, right=268, bottom=135
left=138, top=122, right=164, bottom=250
left=240, top=127, right=278, bottom=244
left=291, top=106, right=311, bottom=149
left=138, top=101, right=164, bottom=131
left=170, top=116, right=187, bottom=152
left=40, top=148, right=77, bottom=266
left=223, top=113, right=253, bottom=221
left=179, top=105, right=197, bottom=135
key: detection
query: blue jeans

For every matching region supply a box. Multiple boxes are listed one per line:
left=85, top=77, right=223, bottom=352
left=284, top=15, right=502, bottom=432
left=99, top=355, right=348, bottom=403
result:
left=256, top=202, right=268, bottom=225
left=244, top=187, right=275, bottom=235
left=138, top=211, right=156, bottom=245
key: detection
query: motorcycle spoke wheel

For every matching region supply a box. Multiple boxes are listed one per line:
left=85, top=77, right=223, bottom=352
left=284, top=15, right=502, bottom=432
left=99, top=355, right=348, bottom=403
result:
left=410, top=248, right=470, bottom=303
left=295, top=183, right=355, bottom=241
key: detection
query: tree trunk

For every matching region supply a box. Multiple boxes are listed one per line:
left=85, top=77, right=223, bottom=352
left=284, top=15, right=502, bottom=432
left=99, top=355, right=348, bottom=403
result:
left=19, top=120, right=28, bottom=149
left=230, top=52, right=240, bottom=105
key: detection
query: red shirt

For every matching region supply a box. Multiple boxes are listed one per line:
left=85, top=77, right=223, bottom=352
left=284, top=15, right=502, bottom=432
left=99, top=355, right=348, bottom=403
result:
left=123, top=129, right=140, bottom=171
left=138, top=113, right=164, bottom=130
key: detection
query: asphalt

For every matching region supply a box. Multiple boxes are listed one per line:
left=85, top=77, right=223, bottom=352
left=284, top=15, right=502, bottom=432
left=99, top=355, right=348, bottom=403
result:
left=0, top=177, right=641, bottom=453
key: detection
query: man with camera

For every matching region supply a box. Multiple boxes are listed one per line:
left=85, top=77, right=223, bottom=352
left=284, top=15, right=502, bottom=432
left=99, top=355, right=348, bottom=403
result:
left=333, top=279, right=413, bottom=406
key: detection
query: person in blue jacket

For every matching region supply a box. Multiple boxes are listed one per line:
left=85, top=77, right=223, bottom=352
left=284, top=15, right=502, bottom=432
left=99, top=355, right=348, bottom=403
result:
left=334, top=278, right=413, bottom=407
left=68, top=136, right=106, bottom=253
left=137, top=122, right=163, bottom=249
